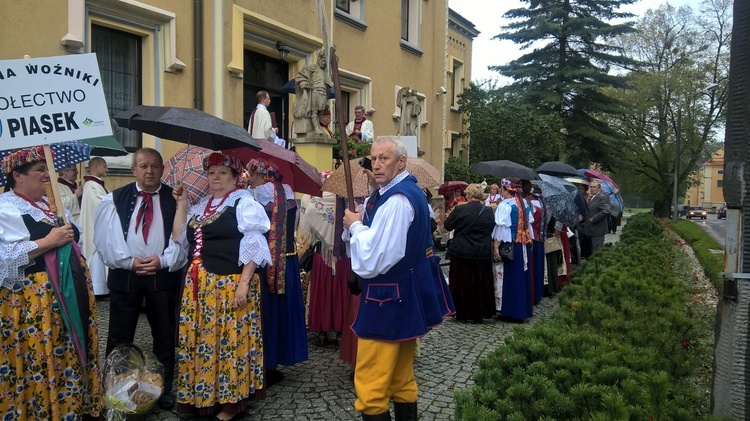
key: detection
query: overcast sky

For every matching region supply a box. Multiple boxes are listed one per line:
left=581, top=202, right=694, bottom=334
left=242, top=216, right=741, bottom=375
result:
left=448, top=0, right=705, bottom=84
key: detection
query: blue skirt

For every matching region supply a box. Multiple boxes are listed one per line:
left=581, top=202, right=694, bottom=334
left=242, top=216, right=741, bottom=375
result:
left=499, top=242, right=533, bottom=321
left=260, top=255, right=308, bottom=369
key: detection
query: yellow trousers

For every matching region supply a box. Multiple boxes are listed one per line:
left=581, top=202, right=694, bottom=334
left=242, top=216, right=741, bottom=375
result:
left=354, top=338, right=418, bottom=415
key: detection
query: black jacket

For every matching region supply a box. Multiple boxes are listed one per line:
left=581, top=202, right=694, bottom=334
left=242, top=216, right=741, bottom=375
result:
left=444, top=201, right=496, bottom=260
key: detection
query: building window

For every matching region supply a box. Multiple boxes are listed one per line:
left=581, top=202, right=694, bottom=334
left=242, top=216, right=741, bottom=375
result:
left=718, top=170, right=724, bottom=174
left=336, top=0, right=350, bottom=13
left=717, top=179, right=723, bottom=188
left=450, top=58, right=464, bottom=108
left=92, top=25, right=142, bottom=151
left=401, top=0, right=410, bottom=41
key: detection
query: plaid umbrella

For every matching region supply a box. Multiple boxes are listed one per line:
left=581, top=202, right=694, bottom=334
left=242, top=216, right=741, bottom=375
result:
left=224, top=138, right=322, bottom=196
left=162, top=146, right=215, bottom=205
left=323, top=157, right=440, bottom=198
left=0, top=140, right=92, bottom=186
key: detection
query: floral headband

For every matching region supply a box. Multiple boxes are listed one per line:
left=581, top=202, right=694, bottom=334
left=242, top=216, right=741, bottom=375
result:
left=246, top=158, right=281, bottom=182
left=2, top=145, right=53, bottom=175
left=320, top=170, right=332, bottom=184
left=202, top=152, right=244, bottom=174
left=236, top=169, right=251, bottom=189
left=500, top=178, right=513, bottom=190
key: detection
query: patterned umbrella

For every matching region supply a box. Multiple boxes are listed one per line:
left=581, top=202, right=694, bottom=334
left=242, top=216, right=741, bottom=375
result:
left=532, top=180, right=579, bottom=228
left=0, top=140, right=92, bottom=186
left=323, top=157, right=440, bottom=198
left=161, top=145, right=215, bottom=205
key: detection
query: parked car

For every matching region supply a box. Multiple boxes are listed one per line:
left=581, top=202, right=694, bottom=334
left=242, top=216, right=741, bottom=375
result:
left=687, top=206, right=707, bottom=220
left=677, top=205, right=688, bottom=217
left=717, top=206, right=727, bottom=219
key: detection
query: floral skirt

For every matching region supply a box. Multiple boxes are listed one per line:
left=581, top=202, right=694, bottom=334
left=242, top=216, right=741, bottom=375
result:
left=176, top=264, right=264, bottom=415
left=0, top=266, right=102, bottom=421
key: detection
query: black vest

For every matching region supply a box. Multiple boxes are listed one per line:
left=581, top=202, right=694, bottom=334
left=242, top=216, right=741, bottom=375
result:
left=187, top=198, right=243, bottom=275
left=106, top=182, right=181, bottom=292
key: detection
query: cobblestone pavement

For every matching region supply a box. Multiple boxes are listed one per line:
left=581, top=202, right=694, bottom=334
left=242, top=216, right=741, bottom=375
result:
left=96, top=227, right=624, bottom=420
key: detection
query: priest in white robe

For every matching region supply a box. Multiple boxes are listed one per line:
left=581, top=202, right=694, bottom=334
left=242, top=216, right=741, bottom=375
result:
left=57, top=165, right=82, bottom=223
left=79, top=157, right=110, bottom=296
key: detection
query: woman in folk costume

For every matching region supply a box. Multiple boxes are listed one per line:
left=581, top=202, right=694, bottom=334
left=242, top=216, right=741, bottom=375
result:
left=247, top=159, right=308, bottom=385
left=172, top=153, right=271, bottom=420
left=528, top=186, right=549, bottom=304
left=485, top=183, right=502, bottom=206
left=299, top=172, right=353, bottom=346
left=492, top=178, right=534, bottom=321
left=0, top=146, right=102, bottom=420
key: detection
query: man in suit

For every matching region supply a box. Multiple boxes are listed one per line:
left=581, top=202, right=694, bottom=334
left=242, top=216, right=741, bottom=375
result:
left=93, top=148, right=186, bottom=410
left=583, top=180, right=611, bottom=252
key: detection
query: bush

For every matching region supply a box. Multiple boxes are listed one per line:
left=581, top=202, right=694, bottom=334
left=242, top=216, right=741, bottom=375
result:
left=669, top=219, right=724, bottom=294
left=455, top=213, right=714, bottom=420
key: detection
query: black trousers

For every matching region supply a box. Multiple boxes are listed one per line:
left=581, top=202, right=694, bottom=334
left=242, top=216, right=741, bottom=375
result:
left=106, top=279, right=179, bottom=393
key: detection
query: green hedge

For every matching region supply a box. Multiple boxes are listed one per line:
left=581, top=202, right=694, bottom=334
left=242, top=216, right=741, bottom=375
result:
left=669, top=219, right=724, bottom=294
left=454, top=213, right=713, bottom=420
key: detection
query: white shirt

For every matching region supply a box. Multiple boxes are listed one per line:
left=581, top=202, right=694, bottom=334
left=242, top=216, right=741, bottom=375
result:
left=492, top=197, right=534, bottom=242
left=346, top=171, right=414, bottom=279
left=345, top=119, right=374, bottom=141
left=0, top=192, right=80, bottom=290
left=249, top=104, right=274, bottom=140
left=58, top=182, right=80, bottom=223
left=178, top=189, right=273, bottom=268
left=94, top=185, right=185, bottom=272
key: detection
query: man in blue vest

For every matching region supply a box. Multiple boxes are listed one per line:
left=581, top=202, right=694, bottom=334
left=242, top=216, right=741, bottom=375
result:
left=343, top=136, right=454, bottom=421
left=94, top=148, right=186, bottom=410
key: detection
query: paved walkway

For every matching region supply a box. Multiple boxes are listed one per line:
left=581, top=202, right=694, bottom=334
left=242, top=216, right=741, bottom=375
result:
left=96, top=228, right=623, bottom=420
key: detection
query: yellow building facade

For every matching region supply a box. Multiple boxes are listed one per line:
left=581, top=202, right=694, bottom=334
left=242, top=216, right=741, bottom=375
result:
left=1, top=0, right=476, bottom=190
left=684, top=147, right=725, bottom=211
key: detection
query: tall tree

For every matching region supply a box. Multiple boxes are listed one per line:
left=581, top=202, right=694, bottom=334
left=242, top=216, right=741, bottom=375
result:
left=605, top=1, right=730, bottom=216
left=494, top=0, right=638, bottom=166
left=458, top=83, right=565, bottom=169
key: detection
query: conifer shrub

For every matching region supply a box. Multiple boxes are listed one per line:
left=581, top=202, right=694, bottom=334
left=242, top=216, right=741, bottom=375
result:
left=454, top=213, right=712, bottom=420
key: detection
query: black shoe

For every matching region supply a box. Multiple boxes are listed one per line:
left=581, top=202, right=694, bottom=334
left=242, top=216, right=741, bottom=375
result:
left=362, top=412, right=391, bottom=421
left=265, top=368, right=285, bottom=387
left=393, top=402, right=418, bottom=421
left=157, top=392, right=175, bottom=410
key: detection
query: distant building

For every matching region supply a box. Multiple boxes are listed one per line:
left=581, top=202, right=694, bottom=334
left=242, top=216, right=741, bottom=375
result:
left=684, top=147, right=725, bottom=210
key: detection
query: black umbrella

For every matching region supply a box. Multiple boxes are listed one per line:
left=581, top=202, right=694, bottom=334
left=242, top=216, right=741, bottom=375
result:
left=536, top=161, right=580, bottom=177
left=113, top=105, right=260, bottom=151
left=470, top=160, right=540, bottom=180
left=280, top=80, right=336, bottom=99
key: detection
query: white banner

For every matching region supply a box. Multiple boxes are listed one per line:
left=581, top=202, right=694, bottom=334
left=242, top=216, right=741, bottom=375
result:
left=0, top=53, right=112, bottom=150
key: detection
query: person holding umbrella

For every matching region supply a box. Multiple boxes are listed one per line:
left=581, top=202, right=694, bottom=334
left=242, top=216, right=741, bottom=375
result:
left=171, top=152, right=271, bottom=420
left=0, top=146, right=103, bottom=420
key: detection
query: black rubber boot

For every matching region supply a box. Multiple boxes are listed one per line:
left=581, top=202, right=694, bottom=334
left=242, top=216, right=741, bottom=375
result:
left=393, top=402, right=418, bottom=421
left=362, top=411, right=391, bottom=420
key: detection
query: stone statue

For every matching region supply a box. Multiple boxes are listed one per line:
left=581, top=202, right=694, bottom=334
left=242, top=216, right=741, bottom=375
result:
left=397, top=87, right=421, bottom=136
left=293, top=50, right=333, bottom=137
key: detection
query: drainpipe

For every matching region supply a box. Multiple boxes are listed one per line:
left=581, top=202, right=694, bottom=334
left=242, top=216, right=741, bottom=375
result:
left=194, top=0, right=203, bottom=110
